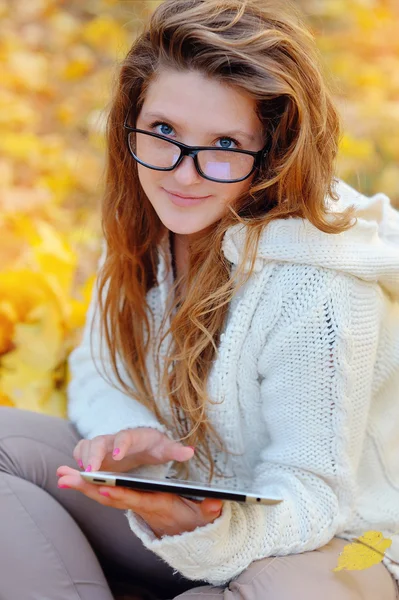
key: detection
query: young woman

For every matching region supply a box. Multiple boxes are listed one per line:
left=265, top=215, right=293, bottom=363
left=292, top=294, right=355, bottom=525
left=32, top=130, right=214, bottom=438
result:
left=1, top=0, right=399, bottom=598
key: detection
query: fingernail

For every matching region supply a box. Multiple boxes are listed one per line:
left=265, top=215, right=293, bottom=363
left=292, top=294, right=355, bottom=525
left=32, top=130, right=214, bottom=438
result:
left=99, top=490, right=110, bottom=497
left=85, top=465, right=92, bottom=472
left=211, top=506, right=222, bottom=514
left=58, top=484, right=70, bottom=489
left=112, top=448, right=120, bottom=457
left=78, top=460, right=83, bottom=468
left=187, top=446, right=196, bottom=453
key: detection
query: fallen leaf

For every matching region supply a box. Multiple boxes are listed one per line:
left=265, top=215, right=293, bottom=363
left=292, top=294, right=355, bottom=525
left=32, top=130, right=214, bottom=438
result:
left=333, top=531, right=392, bottom=572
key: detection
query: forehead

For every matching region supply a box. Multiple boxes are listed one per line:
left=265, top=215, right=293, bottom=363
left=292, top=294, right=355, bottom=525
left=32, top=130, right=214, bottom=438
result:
left=139, top=69, right=261, bottom=131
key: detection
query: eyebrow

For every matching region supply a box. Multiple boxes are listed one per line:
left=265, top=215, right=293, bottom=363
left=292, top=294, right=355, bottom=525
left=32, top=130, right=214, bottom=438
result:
left=142, top=111, right=256, bottom=142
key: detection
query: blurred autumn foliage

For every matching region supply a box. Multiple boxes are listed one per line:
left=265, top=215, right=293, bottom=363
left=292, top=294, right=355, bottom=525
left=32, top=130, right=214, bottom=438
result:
left=0, top=0, right=398, bottom=418
left=299, top=0, right=399, bottom=198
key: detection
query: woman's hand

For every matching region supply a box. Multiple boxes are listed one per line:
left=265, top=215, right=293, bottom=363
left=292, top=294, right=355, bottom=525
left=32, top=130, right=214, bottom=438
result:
left=56, top=466, right=223, bottom=537
left=73, top=427, right=194, bottom=473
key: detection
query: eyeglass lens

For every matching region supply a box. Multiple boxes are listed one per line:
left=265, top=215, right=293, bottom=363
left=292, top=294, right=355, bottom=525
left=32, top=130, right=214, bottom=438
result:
left=128, top=132, right=255, bottom=181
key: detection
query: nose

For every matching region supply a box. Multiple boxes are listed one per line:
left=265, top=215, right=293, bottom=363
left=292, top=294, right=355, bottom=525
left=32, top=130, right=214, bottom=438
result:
left=173, top=155, right=202, bottom=185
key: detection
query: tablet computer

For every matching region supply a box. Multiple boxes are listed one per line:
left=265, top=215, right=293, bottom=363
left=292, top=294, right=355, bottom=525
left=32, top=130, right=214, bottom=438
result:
left=81, top=471, right=284, bottom=505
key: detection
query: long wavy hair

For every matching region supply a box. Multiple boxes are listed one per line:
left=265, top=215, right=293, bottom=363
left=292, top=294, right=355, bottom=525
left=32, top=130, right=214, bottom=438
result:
left=94, top=0, right=356, bottom=480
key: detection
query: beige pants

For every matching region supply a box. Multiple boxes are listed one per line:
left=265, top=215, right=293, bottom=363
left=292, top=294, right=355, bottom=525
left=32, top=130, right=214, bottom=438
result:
left=0, top=406, right=397, bottom=600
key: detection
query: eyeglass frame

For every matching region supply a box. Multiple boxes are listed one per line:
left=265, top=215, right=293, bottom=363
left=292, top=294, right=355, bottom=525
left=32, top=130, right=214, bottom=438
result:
left=123, top=110, right=269, bottom=184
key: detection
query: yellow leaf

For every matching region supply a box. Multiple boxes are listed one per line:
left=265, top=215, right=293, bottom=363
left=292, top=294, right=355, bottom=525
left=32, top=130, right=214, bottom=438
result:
left=31, top=220, right=77, bottom=296
left=0, top=132, right=40, bottom=162
left=0, top=300, right=18, bottom=323
left=0, top=91, right=38, bottom=128
left=0, top=362, right=54, bottom=413
left=63, top=56, right=94, bottom=80
left=0, top=221, right=77, bottom=323
left=56, top=103, right=75, bottom=126
left=0, top=300, right=18, bottom=355
left=0, top=159, right=13, bottom=188
left=69, top=273, right=95, bottom=330
left=0, top=219, right=31, bottom=268
left=81, top=16, right=129, bottom=58
left=339, top=133, right=374, bottom=160
left=0, top=297, right=66, bottom=413
left=333, top=531, right=392, bottom=572
left=41, top=388, right=67, bottom=419
left=0, top=186, right=51, bottom=215
left=1, top=302, right=64, bottom=373
left=9, top=214, right=41, bottom=246
left=70, top=150, right=102, bottom=193
left=0, top=2, right=8, bottom=18
left=0, top=393, right=14, bottom=407
left=47, top=12, right=80, bottom=46
left=7, top=51, right=49, bottom=92
left=0, top=270, right=63, bottom=322
left=36, top=171, right=75, bottom=204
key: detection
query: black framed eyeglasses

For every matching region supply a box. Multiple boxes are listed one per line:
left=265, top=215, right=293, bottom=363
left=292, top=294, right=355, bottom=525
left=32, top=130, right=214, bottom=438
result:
left=123, top=112, right=268, bottom=184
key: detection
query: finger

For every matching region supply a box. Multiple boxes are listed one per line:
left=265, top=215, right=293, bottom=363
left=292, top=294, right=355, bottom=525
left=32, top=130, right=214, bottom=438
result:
left=80, top=440, right=91, bottom=471
left=56, top=467, right=122, bottom=504
left=199, top=498, right=223, bottom=520
left=57, top=466, right=148, bottom=510
left=72, top=440, right=85, bottom=469
left=99, top=487, right=171, bottom=513
left=56, top=465, right=81, bottom=481
left=85, top=436, right=111, bottom=472
left=151, top=437, right=195, bottom=463
left=99, top=489, right=220, bottom=530
left=57, top=470, right=114, bottom=504
left=113, top=428, right=194, bottom=466
left=112, top=429, right=139, bottom=461
left=112, top=428, right=167, bottom=462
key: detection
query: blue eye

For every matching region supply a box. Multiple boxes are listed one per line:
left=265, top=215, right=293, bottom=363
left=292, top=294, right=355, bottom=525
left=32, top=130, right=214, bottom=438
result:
left=160, top=123, right=173, bottom=135
left=218, top=138, right=236, bottom=149
left=150, top=121, right=174, bottom=136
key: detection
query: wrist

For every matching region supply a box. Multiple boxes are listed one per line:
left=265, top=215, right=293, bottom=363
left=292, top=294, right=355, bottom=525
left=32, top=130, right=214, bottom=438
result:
left=149, top=506, right=223, bottom=539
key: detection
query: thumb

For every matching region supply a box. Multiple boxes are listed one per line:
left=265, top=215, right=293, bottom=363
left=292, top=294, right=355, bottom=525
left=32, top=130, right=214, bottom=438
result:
left=200, top=498, right=223, bottom=520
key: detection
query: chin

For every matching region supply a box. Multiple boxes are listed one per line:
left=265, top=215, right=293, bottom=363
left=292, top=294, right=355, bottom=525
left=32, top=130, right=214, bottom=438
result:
left=158, top=213, right=209, bottom=236
left=165, top=223, right=205, bottom=236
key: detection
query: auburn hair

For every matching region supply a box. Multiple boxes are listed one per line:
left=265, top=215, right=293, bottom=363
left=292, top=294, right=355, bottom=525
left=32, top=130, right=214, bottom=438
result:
left=94, top=0, right=356, bottom=481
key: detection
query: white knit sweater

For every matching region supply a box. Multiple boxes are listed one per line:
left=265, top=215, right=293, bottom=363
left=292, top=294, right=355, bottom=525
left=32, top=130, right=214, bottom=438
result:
left=67, top=179, right=399, bottom=586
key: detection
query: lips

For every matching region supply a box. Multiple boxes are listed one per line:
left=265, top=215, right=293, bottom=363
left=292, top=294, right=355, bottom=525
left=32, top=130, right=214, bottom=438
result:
left=164, top=189, right=211, bottom=207
left=165, top=189, right=209, bottom=199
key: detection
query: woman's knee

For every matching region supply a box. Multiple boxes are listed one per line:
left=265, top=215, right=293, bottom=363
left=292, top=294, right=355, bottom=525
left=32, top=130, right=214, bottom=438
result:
left=223, top=537, right=398, bottom=600
left=177, top=537, right=398, bottom=600
left=0, top=407, right=80, bottom=481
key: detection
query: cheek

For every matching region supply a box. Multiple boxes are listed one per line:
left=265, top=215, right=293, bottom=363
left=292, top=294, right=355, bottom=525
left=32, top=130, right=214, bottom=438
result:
left=137, top=164, right=158, bottom=190
left=219, top=179, right=252, bottom=207
left=137, top=166, right=164, bottom=209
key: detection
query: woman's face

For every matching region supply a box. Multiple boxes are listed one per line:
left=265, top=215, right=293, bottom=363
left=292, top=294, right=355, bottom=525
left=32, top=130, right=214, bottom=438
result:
left=135, top=69, right=265, bottom=239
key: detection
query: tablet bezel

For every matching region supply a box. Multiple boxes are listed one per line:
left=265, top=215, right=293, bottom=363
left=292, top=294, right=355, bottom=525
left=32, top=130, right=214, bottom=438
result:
left=80, top=471, right=283, bottom=505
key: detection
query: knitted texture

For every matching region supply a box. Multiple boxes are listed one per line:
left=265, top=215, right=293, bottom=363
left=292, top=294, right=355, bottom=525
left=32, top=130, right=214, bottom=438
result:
left=67, top=179, right=399, bottom=586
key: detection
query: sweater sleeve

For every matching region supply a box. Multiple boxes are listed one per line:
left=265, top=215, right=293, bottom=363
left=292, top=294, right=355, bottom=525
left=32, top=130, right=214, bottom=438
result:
left=67, top=240, right=167, bottom=442
left=125, top=270, right=382, bottom=585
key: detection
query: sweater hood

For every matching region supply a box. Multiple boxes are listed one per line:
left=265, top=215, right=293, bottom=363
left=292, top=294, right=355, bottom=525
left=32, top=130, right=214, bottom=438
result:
left=222, top=179, right=399, bottom=300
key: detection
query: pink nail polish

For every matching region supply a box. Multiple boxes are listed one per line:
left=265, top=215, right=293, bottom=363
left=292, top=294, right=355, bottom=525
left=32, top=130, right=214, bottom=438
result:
left=58, top=484, right=70, bottom=489
left=85, top=465, right=92, bottom=472
left=78, top=460, right=83, bottom=468
left=112, top=448, right=120, bottom=457
left=99, top=490, right=110, bottom=497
